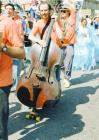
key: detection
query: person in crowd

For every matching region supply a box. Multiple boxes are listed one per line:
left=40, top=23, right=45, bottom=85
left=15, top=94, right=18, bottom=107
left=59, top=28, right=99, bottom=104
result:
left=30, top=0, right=40, bottom=20
left=30, top=0, right=37, bottom=18
left=73, top=17, right=96, bottom=70
left=28, top=1, right=62, bottom=114
left=92, top=16, right=99, bottom=62
left=22, top=16, right=27, bottom=34
left=29, top=1, right=62, bottom=63
left=0, top=1, right=25, bottom=139
left=13, top=5, right=24, bottom=40
left=55, top=3, right=76, bottom=87
left=85, top=15, right=91, bottom=27
left=24, top=20, right=34, bottom=62
left=5, top=3, right=24, bottom=91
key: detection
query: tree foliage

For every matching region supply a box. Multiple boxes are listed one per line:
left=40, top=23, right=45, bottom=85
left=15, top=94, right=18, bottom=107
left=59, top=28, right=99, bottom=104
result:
left=49, top=0, right=61, bottom=9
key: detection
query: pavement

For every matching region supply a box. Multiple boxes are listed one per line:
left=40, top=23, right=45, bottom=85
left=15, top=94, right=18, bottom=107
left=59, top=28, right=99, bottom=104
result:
left=8, top=67, right=99, bottom=140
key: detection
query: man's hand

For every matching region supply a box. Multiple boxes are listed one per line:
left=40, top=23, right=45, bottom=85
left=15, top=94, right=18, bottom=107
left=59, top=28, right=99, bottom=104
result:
left=39, top=40, right=47, bottom=48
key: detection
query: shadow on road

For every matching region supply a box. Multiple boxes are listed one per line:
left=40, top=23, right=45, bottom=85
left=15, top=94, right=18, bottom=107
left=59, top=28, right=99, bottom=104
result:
left=71, top=72, right=99, bottom=85
left=8, top=84, right=99, bottom=140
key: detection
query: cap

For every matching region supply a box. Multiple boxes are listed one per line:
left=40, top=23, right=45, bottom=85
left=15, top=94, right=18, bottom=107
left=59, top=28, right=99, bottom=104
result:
left=59, top=3, right=70, bottom=10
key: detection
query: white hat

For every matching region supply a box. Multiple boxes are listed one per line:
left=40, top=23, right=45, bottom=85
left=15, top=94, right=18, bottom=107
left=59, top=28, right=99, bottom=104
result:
left=60, top=3, right=70, bottom=10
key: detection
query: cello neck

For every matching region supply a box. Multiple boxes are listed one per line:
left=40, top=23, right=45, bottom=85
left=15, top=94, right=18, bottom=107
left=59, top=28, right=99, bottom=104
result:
left=45, top=19, right=55, bottom=45
left=40, top=18, right=55, bottom=66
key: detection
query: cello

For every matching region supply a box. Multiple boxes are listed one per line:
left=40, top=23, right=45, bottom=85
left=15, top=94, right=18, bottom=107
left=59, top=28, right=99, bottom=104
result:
left=16, top=17, right=61, bottom=110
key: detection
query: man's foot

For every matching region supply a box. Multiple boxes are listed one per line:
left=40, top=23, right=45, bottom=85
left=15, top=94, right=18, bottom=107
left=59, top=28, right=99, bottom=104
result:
left=63, top=78, right=71, bottom=88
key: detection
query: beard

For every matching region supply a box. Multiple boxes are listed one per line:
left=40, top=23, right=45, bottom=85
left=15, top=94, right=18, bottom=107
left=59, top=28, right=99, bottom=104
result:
left=40, top=12, right=50, bottom=20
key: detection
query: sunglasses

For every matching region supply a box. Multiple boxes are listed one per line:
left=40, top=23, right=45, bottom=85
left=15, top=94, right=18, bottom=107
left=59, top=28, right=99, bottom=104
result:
left=60, top=9, right=69, bottom=13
